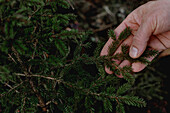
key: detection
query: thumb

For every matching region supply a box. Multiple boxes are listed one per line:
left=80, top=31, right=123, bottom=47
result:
left=129, top=20, right=153, bottom=58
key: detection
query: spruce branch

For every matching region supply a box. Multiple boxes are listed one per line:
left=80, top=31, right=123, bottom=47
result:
left=119, top=96, right=146, bottom=107
left=15, top=73, right=137, bottom=108
left=108, top=29, right=116, bottom=40
left=107, top=27, right=132, bottom=56
left=116, top=83, right=132, bottom=95
left=118, top=27, right=131, bottom=41
left=116, top=103, right=125, bottom=113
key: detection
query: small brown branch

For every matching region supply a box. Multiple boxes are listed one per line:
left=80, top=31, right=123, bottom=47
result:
left=28, top=6, right=42, bottom=20
left=21, top=97, right=26, bottom=112
left=8, top=81, right=23, bottom=93
left=32, top=26, right=37, bottom=35
left=28, top=38, right=38, bottom=74
left=29, top=80, right=47, bottom=112
left=11, top=46, right=28, bottom=74
left=4, top=82, right=19, bottom=93
left=45, top=100, right=58, bottom=106
left=8, top=54, right=17, bottom=64
left=103, top=5, right=115, bottom=18
left=0, top=80, right=25, bottom=97
left=15, top=73, right=59, bottom=81
left=115, top=97, right=120, bottom=105
left=41, top=14, right=53, bottom=17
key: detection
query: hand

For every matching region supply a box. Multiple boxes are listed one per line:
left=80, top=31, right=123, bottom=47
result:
left=100, top=0, right=170, bottom=77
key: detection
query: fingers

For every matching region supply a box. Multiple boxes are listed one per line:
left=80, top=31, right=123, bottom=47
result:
left=131, top=34, right=167, bottom=72
left=105, top=66, right=113, bottom=74
left=132, top=55, right=155, bottom=72
left=104, top=35, right=133, bottom=75
left=129, top=18, right=153, bottom=59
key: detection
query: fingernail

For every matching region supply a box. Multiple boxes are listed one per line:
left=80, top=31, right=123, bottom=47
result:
left=130, top=46, right=138, bottom=58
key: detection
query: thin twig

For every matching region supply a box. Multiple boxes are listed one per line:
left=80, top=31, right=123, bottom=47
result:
left=15, top=73, right=59, bottom=81
left=0, top=80, right=25, bottom=97
left=8, top=54, right=17, bottom=64
left=66, top=0, right=75, bottom=10
left=4, top=82, right=19, bottom=93
left=21, top=97, right=26, bottom=112
left=103, top=5, right=115, bottom=17
left=12, top=46, right=28, bottom=74
left=28, top=38, right=38, bottom=74
left=45, top=100, right=58, bottom=106
left=29, top=80, right=47, bottom=112
left=28, top=6, right=42, bottom=20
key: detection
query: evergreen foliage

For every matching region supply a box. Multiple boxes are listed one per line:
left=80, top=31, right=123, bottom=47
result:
left=0, top=0, right=164, bottom=113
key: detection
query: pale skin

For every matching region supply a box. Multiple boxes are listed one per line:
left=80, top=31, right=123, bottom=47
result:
left=100, top=0, right=170, bottom=78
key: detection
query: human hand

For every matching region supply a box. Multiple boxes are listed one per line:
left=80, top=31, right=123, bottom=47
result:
left=100, top=0, right=170, bottom=77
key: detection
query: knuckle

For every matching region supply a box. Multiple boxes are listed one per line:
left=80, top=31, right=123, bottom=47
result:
left=133, top=36, right=147, bottom=46
left=133, top=34, right=144, bottom=42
